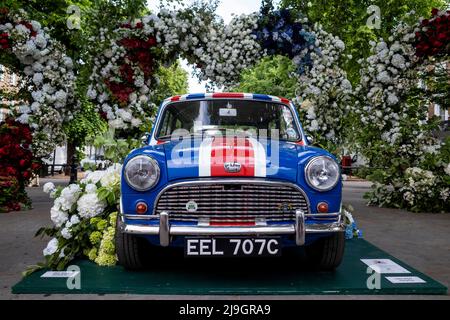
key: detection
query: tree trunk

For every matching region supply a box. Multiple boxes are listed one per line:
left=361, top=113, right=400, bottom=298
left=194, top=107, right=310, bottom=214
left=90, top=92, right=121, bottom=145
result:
left=65, top=141, right=76, bottom=176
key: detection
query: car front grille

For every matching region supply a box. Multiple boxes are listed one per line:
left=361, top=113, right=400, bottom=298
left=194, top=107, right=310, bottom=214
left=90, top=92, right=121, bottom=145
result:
left=154, top=181, right=309, bottom=222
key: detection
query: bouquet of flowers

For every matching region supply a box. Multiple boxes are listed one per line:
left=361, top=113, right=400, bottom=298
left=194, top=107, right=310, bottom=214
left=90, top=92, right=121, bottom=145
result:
left=31, top=165, right=122, bottom=272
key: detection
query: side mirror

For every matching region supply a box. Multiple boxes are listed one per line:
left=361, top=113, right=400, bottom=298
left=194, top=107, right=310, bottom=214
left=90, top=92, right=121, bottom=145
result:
left=306, top=135, right=314, bottom=144
left=141, top=133, right=150, bottom=145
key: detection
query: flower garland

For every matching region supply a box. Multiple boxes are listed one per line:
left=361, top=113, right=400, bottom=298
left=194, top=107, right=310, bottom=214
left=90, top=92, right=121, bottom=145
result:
left=0, top=118, right=40, bottom=212
left=0, top=8, right=77, bottom=157
left=86, top=21, right=162, bottom=130
left=293, top=23, right=352, bottom=151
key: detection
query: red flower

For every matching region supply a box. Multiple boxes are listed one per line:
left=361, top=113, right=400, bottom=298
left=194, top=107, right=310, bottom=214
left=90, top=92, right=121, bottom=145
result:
left=119, top=63, right=134, bottom=83
left=437, top=33, right=447, bottom=41
left=22, top=171, right=30, bottom=179
left=31, top=162, right=41, bottom=171
left=431, top=8, right=439, bottom=16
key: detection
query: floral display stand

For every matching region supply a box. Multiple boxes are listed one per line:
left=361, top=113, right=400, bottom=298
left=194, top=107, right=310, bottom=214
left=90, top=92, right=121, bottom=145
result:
left=12, top=239, right=447, bottom=295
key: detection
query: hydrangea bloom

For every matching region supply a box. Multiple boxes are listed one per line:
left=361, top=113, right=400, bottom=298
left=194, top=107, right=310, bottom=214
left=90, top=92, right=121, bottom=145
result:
left=77, top=193, right=107, bottom=218
left=43, top=238, right=58, bottom=256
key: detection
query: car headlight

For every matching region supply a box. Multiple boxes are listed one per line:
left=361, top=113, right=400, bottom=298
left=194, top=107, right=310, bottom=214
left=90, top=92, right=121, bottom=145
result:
left=124, top=155, right=160, bottom=191
left=305, top=156, right=340, bottom=191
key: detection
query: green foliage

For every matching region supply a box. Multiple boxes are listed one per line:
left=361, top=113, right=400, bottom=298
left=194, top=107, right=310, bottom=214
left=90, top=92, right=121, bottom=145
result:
left=233, top=55, right=297, bottom=99
left=92, top=129, right=141, bottom=163
left=280, top=0, right=447, bottom=83
left=152, top=61, right=189, bottom=105
left=63, top=101, right=108, bottom=145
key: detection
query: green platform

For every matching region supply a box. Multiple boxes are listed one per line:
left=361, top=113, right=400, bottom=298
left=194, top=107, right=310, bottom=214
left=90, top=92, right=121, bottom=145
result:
left=12, top=239, right=447, bottom=295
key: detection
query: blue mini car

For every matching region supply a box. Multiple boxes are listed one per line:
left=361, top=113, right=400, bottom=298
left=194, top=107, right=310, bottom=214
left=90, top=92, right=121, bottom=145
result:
left=117, top=93, right=345, bottom=270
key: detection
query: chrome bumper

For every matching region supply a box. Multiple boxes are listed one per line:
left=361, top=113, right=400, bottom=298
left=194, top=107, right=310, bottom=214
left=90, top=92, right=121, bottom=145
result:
left=118, top=210, right=345, bottom=247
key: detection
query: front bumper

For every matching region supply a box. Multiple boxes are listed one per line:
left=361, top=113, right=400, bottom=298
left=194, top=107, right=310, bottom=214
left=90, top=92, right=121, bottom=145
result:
left=118, top=210, right=345, bottom=247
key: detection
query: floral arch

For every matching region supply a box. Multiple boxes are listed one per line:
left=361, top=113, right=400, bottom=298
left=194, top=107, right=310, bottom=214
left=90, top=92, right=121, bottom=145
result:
left=86, top=3, right=352, bottom=149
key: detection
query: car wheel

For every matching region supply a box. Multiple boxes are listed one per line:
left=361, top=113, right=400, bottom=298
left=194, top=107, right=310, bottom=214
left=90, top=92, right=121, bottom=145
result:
left=115, top=216, right=150, bottom=270
left=305, top=232, right=345, bottom=270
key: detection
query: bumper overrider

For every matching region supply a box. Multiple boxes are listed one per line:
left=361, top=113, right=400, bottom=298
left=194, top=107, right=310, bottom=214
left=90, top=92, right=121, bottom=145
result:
left=118, top=209, right=345, bottom=247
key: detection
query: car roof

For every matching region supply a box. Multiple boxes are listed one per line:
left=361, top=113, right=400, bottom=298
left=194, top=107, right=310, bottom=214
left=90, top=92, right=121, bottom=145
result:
left=162, top=92, right=292, bottom=106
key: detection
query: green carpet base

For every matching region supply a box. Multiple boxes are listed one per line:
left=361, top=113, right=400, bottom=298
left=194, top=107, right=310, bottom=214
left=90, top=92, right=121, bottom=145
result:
left=12, top=239, right=447, bottom=295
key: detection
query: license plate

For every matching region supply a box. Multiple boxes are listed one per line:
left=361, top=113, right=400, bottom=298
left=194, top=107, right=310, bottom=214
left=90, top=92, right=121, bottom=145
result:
left=184, top=237, right=281, bottom=257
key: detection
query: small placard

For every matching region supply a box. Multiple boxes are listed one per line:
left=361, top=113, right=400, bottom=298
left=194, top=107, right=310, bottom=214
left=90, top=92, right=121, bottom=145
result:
left=361, top=259, right=410, bottom=274
left=386, top=276, right=426, bottom=284
left=41, top=271, right=79, bottom=278
left=219, top=108, right=237, bottom=116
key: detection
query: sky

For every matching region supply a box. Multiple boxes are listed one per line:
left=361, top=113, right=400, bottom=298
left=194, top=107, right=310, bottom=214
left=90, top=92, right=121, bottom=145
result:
left=147, top=0, right=279, bottom=93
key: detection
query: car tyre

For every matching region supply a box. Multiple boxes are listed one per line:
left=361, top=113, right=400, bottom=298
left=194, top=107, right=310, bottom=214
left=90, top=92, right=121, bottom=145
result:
left=115, top=217, right=149, bottom=270
left=305, top=232, right=345, bottom=270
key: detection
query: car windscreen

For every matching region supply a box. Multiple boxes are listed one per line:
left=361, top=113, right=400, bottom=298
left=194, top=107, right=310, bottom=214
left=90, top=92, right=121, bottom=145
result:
left=155, top=99, right=301, bottom=142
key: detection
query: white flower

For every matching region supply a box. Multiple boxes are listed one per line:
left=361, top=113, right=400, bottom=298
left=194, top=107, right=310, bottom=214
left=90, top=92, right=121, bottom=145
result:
left=14, top=24, right=30, bottom=35
left=16, top=114, right=29, bottom=124
left=50, top=206, right=68, bottom=227
left=70, top=214, right=80, bottom=225
left=100, top=164, right=122, bottom=187
left=85, top=183, right=97, bottom=194
left=43, top=182, right=55, bottom=194
left=309, top=119, right=319, bottom=131
left=59, top=184, right=82, bottom=210
left=82, top=170, right=106, bottom=184
left=61, top=227, right=72, bottom=239
left=32, top=73, right=44, bottom=84
left=43, top=238, right=59, bottom=256
left=444, top=163, right=450, bottom=176
left=391, top=54, right=405, bottom=69
left=376, top=71, right=391, bottom=84
left=387, top=93, right=399, bottom=106
left=77, top=193, right=107, bottom=218
left=335, top=39, right=345, bottom=50
left=131, top=118, right=142, bottom=127
left=54, top=90, right=68, bottom=102
left=34, top=34, right=47, bottom=48
left=87, top=87, right=97, bottom=99
left=30, top=20, right=41, bottom=31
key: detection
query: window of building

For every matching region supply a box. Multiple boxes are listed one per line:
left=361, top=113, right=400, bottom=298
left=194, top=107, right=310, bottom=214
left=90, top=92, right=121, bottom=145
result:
left=0, top=65, right=4, bottom=82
